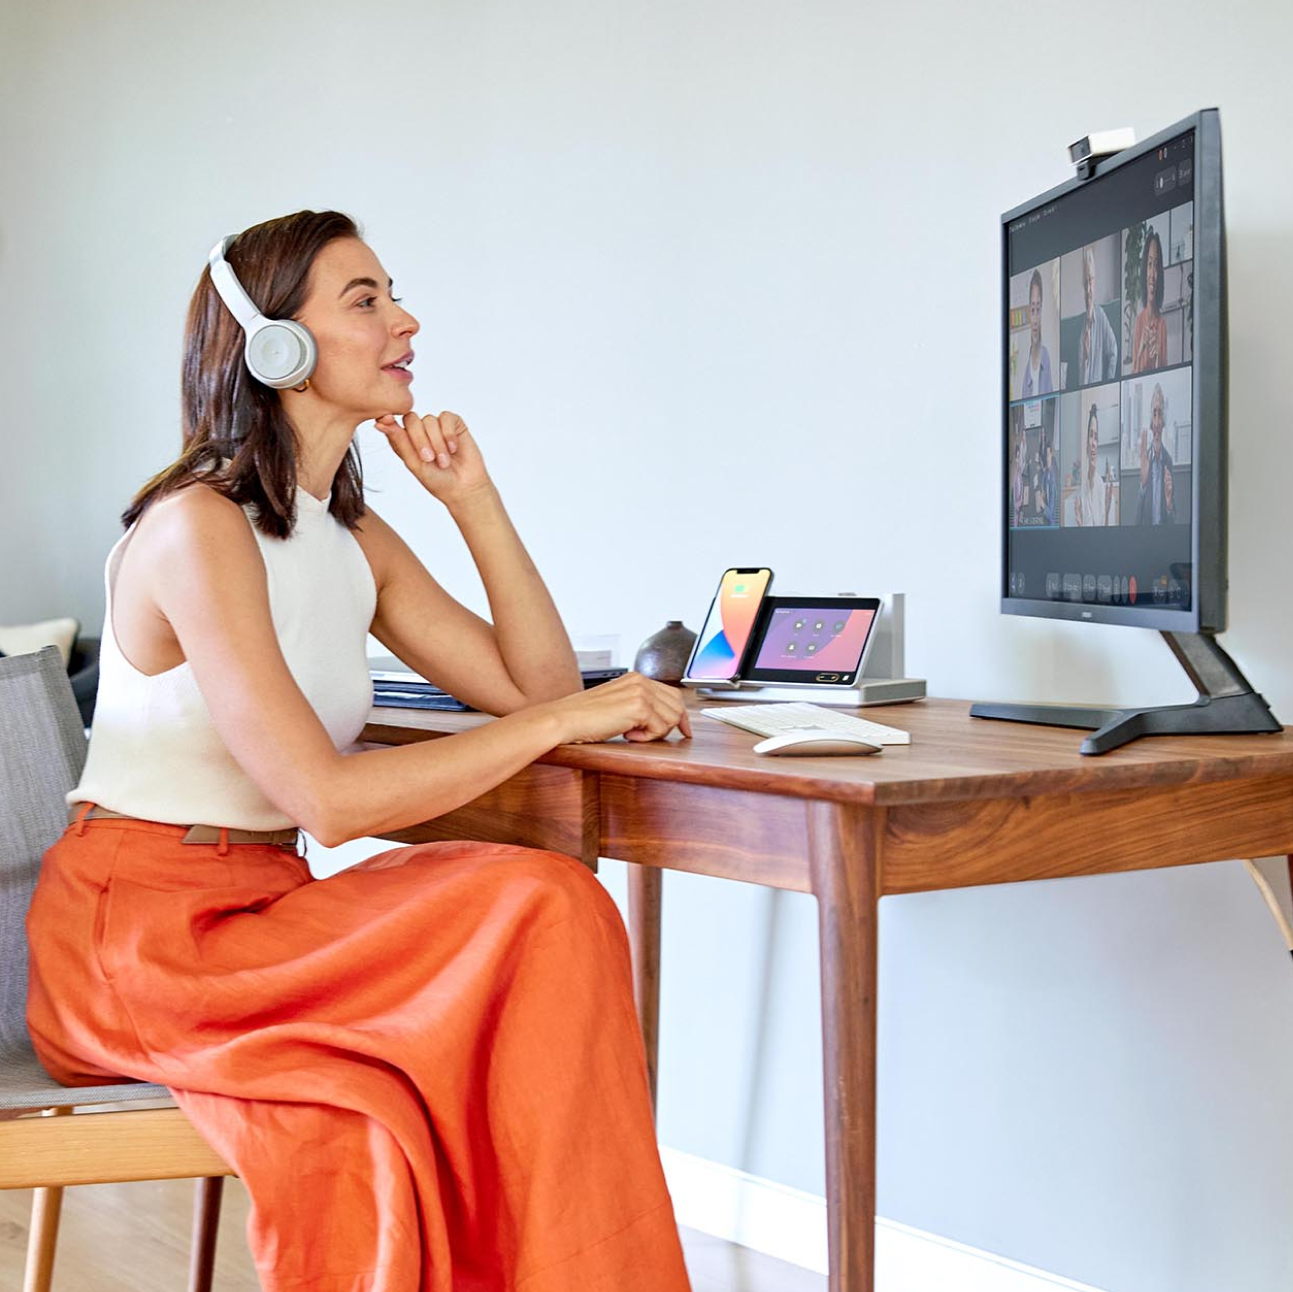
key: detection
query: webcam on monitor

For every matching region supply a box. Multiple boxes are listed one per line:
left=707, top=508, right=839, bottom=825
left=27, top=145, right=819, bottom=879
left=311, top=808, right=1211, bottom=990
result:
left=1068, top=127, right=1136, bottom=180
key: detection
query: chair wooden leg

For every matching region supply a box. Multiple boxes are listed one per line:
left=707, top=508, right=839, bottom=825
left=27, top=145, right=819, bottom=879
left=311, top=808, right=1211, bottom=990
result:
left=23, top=1108, right=73, bottom=1292
left=188, top=1176, right=225, bottom=1292
left=627, top=864, right=662, bottom=1122
left=23, top=1186, right=65, bottom=1292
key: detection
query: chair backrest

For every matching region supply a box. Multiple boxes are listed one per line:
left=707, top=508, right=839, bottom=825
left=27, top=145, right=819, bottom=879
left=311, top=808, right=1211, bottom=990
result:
left=0, top=646, right=88, bottom=1059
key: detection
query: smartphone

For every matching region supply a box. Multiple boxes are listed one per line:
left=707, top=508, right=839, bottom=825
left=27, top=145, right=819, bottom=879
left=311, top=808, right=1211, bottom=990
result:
left=682, top=567, right=774, bottom=686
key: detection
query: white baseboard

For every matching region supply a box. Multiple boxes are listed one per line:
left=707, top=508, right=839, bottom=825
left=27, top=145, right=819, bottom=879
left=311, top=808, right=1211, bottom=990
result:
left=660, top=1145, right=829, bottom=1273
left=659, top=1146, right=1110, bottom=1292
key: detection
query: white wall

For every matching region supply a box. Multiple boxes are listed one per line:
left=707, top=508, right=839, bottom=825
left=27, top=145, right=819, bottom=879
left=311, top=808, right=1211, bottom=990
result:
left=5, top=2, right=1293, bottom=1288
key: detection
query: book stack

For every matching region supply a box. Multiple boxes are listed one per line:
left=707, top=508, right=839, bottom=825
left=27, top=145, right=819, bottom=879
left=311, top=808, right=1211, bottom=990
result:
left=369, top=657, right=472, bottom=711
left=368, top=652, right=628, bottom=713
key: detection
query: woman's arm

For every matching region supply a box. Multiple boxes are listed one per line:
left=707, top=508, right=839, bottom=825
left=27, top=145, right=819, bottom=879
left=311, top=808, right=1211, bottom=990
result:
left=151, top=486, right=687, bottom=847
left=327, top=668, right=684, bottom=844
left=357, top=502, right=577, bottom=716
left=447, top=483, right=580, bottom=703
left=369, top=411, right=580, bottom=709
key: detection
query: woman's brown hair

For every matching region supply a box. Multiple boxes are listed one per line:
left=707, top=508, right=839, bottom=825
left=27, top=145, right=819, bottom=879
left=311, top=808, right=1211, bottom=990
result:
left=122, top=210, right=367, bottom=539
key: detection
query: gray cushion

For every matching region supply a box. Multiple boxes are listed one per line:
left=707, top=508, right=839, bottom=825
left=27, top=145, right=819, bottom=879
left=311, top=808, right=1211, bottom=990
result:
left=0, top=646, right=167, bottom=1110
left=0, top=1041, right=164, bottom=1111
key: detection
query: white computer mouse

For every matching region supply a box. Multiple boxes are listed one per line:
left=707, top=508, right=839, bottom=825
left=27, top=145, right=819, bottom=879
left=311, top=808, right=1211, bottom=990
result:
left=752, top=728, right=883, bottom=757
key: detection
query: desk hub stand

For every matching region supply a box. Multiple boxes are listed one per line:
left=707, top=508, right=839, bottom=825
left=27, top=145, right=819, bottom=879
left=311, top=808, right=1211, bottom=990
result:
left=696, top=593, right=927, bottom=708
left=970, top=630, right=1281, bottom=755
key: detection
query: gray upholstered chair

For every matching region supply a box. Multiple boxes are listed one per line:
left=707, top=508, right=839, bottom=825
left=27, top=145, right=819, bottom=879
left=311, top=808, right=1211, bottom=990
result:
left=67, top=635, right=100, bottom=727
left=0, top=646, right=233, bottom=1291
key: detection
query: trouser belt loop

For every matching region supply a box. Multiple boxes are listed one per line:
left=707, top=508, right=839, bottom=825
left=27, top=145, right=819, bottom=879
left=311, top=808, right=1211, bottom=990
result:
left=215, top=827, right=230, bottom=858
left=73, top=802, right=94, bottom=837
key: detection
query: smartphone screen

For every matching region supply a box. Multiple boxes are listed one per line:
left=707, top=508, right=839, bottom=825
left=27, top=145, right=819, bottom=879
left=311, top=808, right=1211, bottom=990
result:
left=684, top=568, right=773, bottom=681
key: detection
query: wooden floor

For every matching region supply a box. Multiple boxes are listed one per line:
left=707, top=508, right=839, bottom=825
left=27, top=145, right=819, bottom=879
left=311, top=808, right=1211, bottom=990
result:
left=0, top=1178, right=825, bottom=1292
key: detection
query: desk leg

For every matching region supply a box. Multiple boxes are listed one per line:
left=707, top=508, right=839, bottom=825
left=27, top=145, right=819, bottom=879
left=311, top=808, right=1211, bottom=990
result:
left=809, top=801, right=880, bottom=1292
left=628, top=865, right=663, bottom=1122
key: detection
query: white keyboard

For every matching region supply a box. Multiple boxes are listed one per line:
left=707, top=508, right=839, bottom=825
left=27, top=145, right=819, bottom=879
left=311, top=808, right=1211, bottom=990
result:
left=702, top=702, right=911, bottom=745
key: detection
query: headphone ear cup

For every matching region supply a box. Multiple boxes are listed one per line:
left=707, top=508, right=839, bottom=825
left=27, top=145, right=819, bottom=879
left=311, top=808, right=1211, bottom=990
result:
left=244, top=320, right=317, bottom=389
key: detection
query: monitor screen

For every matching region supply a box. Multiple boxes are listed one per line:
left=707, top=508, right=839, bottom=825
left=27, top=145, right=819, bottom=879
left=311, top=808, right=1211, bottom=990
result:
left=1004, top=128, right=1198, bottom=617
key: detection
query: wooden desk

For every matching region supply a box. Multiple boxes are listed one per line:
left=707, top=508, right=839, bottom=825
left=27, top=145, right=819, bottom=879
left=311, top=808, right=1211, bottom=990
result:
left=361, top=697, right=1293, bottom=1292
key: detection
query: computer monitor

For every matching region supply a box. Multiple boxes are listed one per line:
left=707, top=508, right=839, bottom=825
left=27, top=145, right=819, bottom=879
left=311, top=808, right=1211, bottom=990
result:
left=974, top=108, right=1280, bottom=753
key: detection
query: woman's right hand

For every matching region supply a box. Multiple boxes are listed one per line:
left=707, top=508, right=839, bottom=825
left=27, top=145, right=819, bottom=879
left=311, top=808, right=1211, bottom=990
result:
left=536, top=672, right=693, bottom=745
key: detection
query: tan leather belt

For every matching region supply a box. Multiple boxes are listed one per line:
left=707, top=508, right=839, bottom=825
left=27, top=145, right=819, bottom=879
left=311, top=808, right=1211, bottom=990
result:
left=68, top=803, right=301, bottom=849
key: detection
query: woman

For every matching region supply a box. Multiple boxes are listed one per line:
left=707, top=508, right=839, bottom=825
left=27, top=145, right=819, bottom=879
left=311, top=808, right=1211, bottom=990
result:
left=1074, top=405, right=1112, bottom=526
left=1022, top=267, right=1053, bottom=397
left=26, top=211, right=694, bottom=1292
left=1131, top=229, right=1167, bottom=374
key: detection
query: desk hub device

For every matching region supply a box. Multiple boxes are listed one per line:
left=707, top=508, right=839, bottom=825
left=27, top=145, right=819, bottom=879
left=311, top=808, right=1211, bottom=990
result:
left=695, top=593, right=926, bottom=707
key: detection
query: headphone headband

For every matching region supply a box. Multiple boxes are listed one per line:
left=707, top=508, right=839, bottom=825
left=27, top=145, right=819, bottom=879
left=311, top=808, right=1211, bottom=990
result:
left=207, top=236, right=262, bottom=331
left=206, top=233, right=317, bottom=390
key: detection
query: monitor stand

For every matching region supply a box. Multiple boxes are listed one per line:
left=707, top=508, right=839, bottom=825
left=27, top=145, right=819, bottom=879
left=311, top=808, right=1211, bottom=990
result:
left=970, top=631, right=1282, bottom=755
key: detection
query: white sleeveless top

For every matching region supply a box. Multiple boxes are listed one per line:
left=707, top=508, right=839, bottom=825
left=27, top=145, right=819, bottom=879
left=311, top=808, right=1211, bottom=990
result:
left=69, top=484, right=377, bottom=830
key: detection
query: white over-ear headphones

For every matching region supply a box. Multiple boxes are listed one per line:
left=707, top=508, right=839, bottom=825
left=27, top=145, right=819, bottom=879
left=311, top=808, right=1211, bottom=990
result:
left=207, top=235, right=317, bottom=390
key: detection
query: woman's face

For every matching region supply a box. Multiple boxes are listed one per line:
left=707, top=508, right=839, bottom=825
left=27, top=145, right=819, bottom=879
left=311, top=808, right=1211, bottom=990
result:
left=294, top=237, right=420, bottom=421
left=1029, top=283, right=1042, bottom=346
left=1150, top=389, right=1165, bottom=448
left=1087, top=418, right=1098, bottom=466
left=1146, top=239, right=1160, bottom=310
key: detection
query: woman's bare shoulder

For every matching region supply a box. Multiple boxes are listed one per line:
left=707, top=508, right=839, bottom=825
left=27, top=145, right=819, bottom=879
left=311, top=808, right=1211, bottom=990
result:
left=110, top=480, right=266, bottom=676
left=130, top=480, right=264, bottom=593
left=141, top=478, right=252, bottom=543
left=146, top=477, right=247, bottom=526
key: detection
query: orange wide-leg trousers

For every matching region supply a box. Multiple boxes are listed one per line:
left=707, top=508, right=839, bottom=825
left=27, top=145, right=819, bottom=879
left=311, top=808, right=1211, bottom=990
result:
left=26, top=810, right=692, bottom=1292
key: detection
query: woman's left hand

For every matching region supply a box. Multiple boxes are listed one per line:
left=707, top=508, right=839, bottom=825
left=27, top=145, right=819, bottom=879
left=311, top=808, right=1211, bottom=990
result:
left=374, top=411, right=492, bottom=507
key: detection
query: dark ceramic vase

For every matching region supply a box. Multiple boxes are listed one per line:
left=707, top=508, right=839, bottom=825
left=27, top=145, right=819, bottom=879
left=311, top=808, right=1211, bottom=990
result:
left=633, top=620, right=697, bottom=685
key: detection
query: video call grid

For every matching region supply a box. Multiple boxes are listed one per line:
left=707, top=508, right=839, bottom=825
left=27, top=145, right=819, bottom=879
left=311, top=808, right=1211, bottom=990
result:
left=1003, top=131, right=1197, bottom=608
left=1006, top=209, right=1194, bottom=532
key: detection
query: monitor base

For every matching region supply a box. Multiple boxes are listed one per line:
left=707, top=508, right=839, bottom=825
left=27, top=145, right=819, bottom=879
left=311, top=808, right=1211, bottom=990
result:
left=970, top=631, right=1282, bottom=755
